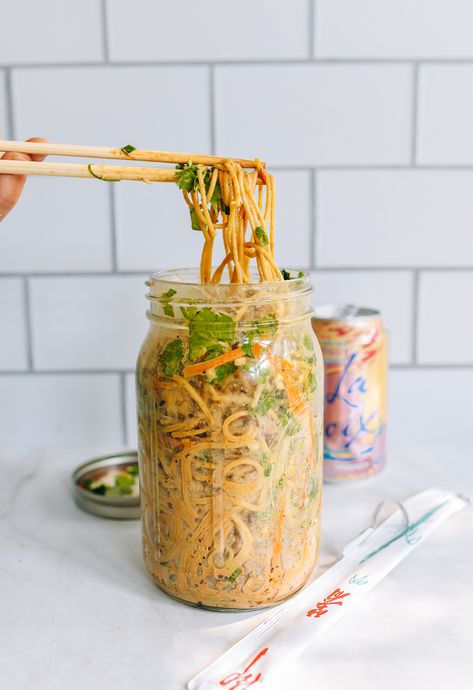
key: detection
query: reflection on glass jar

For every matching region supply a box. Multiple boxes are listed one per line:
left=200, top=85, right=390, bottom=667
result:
left=136, top=269, right=324, bottom=610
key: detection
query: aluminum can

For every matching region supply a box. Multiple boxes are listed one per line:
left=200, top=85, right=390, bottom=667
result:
left=312, top=305, right=388, bottom=481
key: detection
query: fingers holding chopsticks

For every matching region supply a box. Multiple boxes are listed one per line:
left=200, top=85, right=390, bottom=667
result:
left=0, top=137, right=48, bottom=221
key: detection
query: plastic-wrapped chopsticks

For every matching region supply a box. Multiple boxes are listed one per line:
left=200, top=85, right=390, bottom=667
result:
left=188, top=488, right=469, bottom=690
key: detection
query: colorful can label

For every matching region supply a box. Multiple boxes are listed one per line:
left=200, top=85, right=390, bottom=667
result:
left=312, top=306, right=388, bottom=481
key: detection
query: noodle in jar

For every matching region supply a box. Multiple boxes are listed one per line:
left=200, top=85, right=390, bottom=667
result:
left=136, top=157, right=323, bottom=609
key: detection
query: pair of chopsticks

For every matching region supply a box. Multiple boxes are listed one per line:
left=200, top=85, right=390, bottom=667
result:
left=0, top=140, right=263, bottom=183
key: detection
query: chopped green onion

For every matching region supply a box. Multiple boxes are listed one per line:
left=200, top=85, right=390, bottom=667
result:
left=227, top=567, right=242, bottom=583
left=87, top=164, right=121, bottom=182
left=121, top=144, right=136, bottom=156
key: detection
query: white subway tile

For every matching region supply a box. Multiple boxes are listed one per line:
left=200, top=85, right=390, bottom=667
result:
left=115, top=182, right=202, bottom=272
left=0, top=70, right=7, bottom=134
left=125, top=372, right=137, bottom=447
left=107, top=0, right=309, bottom=61
left=0, top=1, right=103, bottom=64
left=317, top=171, right=473, bottom=267
left=0, top=374, right=122, bottom=448
left=0, top=279, right=27, bottom=370
left=418, top=272, right=473, bottom=364
left=215, top=65, right=412, bottom=166
left=30, top=276, right=149, bottom=370
left=12, top=66, right=210, bottom=152
left=389, top=368, right=473, bottom=443
left=417, top=65, right=473, bottom=165
left=273, top=171, right=311, bottom=270
left=116, top=170, right=311, bottom=272
left=316, top=0, right=473, bottom=58
left=0, top=177, right=111, bottom=272
left=310, top=270, right=414, bottom=364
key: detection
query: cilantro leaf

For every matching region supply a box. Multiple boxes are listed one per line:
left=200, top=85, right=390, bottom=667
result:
left=308, top=476, right=318, bottom=502
left=175, top=163, right=199, bottom=192
left=241, top=340, right=253, bottom=357
left=209, top=181, right=222, bottom=210
left=208, top=361, right=237, bottom=385
left=262, top=453, right=272, bottom=477
left=160, top=339, right=184, bottom=377
left=188, top=308, right=236, bottom=361
left=247, top=314, right=278, bottom=338
left=254, top=393, right=277, bottom=416
left=180, top=305, right=197, bottom=321
left=277, top=408, right=301, bottom=435
left=255, top=226, right=269, bottom=246
left=303, top=333, right=313, bottom=350
left=160, top=288, right=177, bottom=318
left=190, top=208, right=201, bottom=231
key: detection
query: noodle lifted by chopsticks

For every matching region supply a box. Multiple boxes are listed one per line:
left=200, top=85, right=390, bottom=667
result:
left=175, top=159, right=282, bottom=284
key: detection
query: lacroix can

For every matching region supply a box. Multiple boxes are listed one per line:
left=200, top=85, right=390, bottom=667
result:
left=312, top=305, right=388, bottom=482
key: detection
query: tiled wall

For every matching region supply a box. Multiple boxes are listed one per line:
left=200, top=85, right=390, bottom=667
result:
left=1, top=0, right=472, bottom=449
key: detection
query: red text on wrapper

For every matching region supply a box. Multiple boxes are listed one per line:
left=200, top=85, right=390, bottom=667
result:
left=219, top=647, right=269, bottom=689
left=306, top=588, right=351, bottom=618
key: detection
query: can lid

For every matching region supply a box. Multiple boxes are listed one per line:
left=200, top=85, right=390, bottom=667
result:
left=313, top=304, right=381, bottom=322
left=72, top=451, right=140, bottom=520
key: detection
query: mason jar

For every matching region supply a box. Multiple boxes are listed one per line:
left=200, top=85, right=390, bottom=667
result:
left=136, top=268, right=324, bottom=610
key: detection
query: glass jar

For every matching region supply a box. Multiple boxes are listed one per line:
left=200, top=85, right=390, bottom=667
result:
left=136, top=269, right=324, bottom=610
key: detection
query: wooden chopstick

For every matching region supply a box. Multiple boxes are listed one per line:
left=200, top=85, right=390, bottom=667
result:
left=0, top=159, right=180, bottom=182
left=0, top=139, right=262, bottom=169
left=0, top=158, right=265, bottom=184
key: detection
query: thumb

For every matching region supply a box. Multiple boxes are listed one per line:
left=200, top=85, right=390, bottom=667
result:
left=0, top=151, right=30, bottom=221
left=0, top=138, right=48, bottom=221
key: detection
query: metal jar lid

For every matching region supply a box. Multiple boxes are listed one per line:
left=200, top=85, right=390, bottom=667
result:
left=72, top=451, right=140, bottom=520
left=313, top=304, right=381, bottom=322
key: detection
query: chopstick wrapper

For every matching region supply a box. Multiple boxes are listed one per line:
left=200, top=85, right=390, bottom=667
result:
left=188, top=488, right=469, bottom=690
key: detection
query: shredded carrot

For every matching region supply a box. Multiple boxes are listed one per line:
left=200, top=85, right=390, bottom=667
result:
left=271, top=504, right=285, bottom=574
left=268, top=354, right=307, bottom=416
left=183, top=343, right=263, bottom=378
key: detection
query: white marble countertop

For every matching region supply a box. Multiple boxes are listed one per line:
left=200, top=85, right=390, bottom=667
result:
left=1, top=445, right=472, bottom=690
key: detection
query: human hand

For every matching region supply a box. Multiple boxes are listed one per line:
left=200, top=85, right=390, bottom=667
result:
left=0, top=137, right=47, bottom=221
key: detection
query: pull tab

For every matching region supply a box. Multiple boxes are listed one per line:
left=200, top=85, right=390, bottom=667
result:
left=335, top=303, right=359, bottom=320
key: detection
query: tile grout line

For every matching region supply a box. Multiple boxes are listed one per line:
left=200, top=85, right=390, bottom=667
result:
left=412, top=270, right=420, bottom=364
left=109, top=185, right=119, bottom=272
left=100, top=0, right=110, bottom=62
left=308, top=0, right=316, bottom=58
left=389, top=363, right=473, bottom=370
left=209, top=64, right=216, bottom=155
left=4, top=67, right=15, bottom=139
left=410, top=63, right=419, bottom=164
left=1, top=363, right=472, bottom=376
left=119, top=372, right=128, bottom=446
left=1, top=267, right=473, bottom=280
left=0, top=369, right=135, bottom=376
left=309, top=169, right=317, bottom=270
left=22, top=277, right=34, bottom=370
left=5, top=58, right=473, bottom=69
